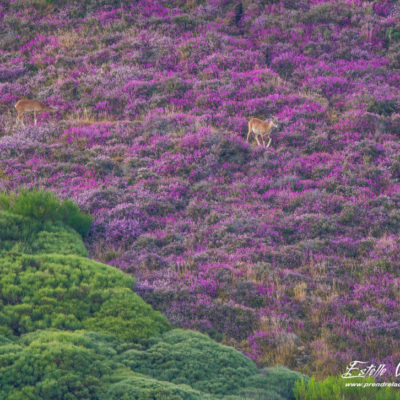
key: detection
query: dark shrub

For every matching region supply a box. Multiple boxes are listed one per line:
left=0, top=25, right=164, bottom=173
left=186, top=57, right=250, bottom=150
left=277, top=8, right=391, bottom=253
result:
left=243, top=366, right=307, bottom=400
left=0, top=190, right=92, bottom=236
left=119, top=329, right=258, bottom=396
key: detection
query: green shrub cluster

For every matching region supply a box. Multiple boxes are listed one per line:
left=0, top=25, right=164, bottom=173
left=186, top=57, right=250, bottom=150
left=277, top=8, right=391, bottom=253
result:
left=119, top=329, right=259, bottom=395
left=244, top=366, right=307, bottom=400
left=0, top=331, right=113, bottom=399
left=119, top=330, right=308, bottom=399
left=0, top=189, right=92, bottom=236
left=105, top=376, right=212, bottom=400
left=0, top=253, right=170, bottom=340
left=0, top=328, right=307, bottom=400
left=0, top=210, right=88, bottom=256
left=0, top=330, right=211, bottom=400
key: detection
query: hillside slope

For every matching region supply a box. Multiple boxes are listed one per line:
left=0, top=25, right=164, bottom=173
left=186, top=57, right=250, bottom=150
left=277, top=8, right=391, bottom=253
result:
left=0, top=191, right=308, bottom=399
left=1, top=0, right=400, bottom=377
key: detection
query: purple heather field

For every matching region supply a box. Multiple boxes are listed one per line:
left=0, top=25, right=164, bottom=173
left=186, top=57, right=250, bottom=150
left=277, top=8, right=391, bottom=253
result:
left=1, top=0, right=400, bottom=378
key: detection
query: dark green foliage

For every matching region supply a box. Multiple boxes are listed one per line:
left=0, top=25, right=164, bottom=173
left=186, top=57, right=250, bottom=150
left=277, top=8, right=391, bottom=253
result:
left=119, top=329, right=259, bottom=395
left=0, top=191, right=90, bottom=256
left=0, top=339, right=109, bottom=399
left=0, top=330, right=133, bottom=400
left=0, top=329, right=305, bottom=400
left=0, top=211, right=39, bottom=253
left=0, top=253, right=170, bottom=339
left=0, top=190, right=92, bottom=236
left=18, top=329, right=132, bottom=356
left=119, top=329, right=305, bottom=399
left=243, top=366, right=307, bottom=400
left=0, top=198, right=170, bottom=340
left=58, top=199, right=92, bottom=237
left=232, top=388, right=285, bottom=400
left=29, top=225, right=88, bottom=256
left=105, top=376, right=210, bottom=400
left=0, top=190, right=60, bottom=224
left=83, top=287, right=170, bottom=341
left=0, top=210, right=87, bottom=256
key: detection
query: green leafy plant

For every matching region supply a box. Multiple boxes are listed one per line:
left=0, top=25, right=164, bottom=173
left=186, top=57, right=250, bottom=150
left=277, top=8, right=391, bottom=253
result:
left=244, top=366, right=308, bottom=400
left=0, top=253, right=170, bottom=340
left=0, top=190, right=92, bottom=236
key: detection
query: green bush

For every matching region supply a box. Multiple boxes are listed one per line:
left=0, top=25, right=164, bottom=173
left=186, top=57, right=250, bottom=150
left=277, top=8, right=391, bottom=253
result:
left=0, top=330, right=130, bottom=400
left=29, top=225, right=88, bottom=256
left=83, top=287, right=170, bottom=342
left=0, top=330, right=210, bottom=400
left=233, top=388, right=285, bottom=400
left=105, top=376, right=210, bottom=400
left=0, top=253, right=170, bottom=340
left=0, top=209, right=87, bottom=256
left=18, top=329, right=132, bottom=356
left=0, top=190, right=60, bottom=224
left=0, top=329, right=305, bottom=400
left=0, top=340, right=109, bottom=399
left=58, top=199, right=92, bottom=236
left=0, top=190, right=92, bottom=236
left=0, top=211, right=38, bottom=253
left=294, top=376, right=400, bottom=400
left=119, top=329, right=259, bottom=395
left=244, top=366, right=307, bottom=400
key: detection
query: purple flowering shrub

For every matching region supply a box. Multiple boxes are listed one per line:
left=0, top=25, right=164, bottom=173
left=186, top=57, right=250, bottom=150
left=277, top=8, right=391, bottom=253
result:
left=1, top=0, right=400, bottom=378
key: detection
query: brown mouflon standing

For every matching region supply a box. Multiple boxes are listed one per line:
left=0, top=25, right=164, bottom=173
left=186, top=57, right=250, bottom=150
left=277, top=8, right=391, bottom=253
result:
left=246, top=117, right=278, bottom=148
left=15, top=99, right=57, bottom=126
